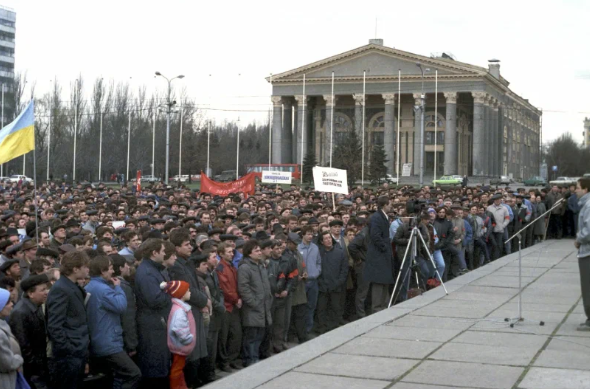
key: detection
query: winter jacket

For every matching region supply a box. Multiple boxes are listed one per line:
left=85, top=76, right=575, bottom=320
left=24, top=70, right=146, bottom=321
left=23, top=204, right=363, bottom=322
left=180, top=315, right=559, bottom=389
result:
left=433, top=217, right=454, bottom=251
left=85, top=277, right=127, bottom=357
left=237, top=257, right=273, bottom=328
left=534, top=202, right=547, bottom=236
left=468, top=214, right=484, bottom=239
left=118, top=277, right=138, bottom=353
left=393, top=222, right=432, bottom=260
left=451, top=217, right=465, bottom=248
left=46, top=275, right=90, bottom=359
left=204, top=269, right=225, bottom=331
left=577, top=192, right=590, bottom=259
left=167, top=298, right=196, bottom=356
left=298, top=241, right=321, bottom=279
left=568, top=193, right=580, bottom=213
left=318, top=245, right=348, bottom=293
left=8, top=297, right=47, bottom=382
left=283, top=248, right=301, bottom=292
left=134, top=258, right=172, bottom=378
left=547, top=192, right=565, bottom=215
left=463, top=219, right=473, bottom=247
left=267, top=255, right=290, bottom=295
left=364, top=210, right=395, bottom=284
left=168, top=256, right=209, bottom=361
left=486, top=204, right=510, bottom=233
left=216, top=259, right=240, bottom=312
left=290, top=250, right=308, bottom=306
left=348, top=226, right=369, bottom=263
left=0, top=320, right=22, bottom=389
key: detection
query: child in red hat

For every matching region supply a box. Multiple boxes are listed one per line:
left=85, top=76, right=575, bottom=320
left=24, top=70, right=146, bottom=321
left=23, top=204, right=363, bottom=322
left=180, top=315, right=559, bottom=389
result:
left=160, top=281, right=196, bottom=389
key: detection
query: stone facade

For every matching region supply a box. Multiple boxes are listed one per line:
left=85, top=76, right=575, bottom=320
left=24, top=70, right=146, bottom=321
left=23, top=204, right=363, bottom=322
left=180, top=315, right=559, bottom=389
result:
left=269, top=40, right=542, bottom=179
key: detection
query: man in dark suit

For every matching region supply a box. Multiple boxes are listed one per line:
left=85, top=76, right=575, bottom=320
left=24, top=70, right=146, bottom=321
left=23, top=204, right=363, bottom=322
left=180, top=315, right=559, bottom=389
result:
left=364, top=195, right=395, bottom=313
left=46, top=251, right=90, bottom=389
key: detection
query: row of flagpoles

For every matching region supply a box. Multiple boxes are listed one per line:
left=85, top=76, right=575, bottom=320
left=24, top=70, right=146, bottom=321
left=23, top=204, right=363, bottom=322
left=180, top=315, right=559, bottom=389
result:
left=3, top=68, right=443, bottom=186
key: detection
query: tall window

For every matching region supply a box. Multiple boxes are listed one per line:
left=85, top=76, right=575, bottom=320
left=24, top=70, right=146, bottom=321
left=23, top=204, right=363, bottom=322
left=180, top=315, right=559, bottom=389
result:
left=333, top=112, right=353, bottom=145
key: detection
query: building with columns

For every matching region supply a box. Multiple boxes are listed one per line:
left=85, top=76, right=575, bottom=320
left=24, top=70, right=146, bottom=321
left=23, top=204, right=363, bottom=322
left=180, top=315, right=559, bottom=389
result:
left=268, top=39, right=542, bottom=179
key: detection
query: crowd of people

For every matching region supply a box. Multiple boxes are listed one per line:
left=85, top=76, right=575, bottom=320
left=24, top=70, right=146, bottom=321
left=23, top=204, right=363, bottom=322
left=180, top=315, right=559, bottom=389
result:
left=0, top=176, right=588, bottom=389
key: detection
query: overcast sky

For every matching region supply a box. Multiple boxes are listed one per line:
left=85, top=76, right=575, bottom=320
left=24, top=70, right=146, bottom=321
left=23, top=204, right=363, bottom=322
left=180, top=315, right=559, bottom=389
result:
left=3, top=0, right=589, bottom=143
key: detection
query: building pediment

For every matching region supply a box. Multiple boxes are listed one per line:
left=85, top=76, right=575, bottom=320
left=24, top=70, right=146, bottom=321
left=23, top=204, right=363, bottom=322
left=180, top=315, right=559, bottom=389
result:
left=269, top=43, right=487, bottom=82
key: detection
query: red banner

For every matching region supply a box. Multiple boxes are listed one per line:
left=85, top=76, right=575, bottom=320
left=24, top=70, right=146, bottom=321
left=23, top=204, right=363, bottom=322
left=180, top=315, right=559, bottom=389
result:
left=200, top=172, right=256, bottom=196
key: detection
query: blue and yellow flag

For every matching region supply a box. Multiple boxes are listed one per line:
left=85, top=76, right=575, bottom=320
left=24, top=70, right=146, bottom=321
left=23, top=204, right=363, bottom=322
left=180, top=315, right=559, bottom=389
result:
left=0, top=100, right=35, bottom=165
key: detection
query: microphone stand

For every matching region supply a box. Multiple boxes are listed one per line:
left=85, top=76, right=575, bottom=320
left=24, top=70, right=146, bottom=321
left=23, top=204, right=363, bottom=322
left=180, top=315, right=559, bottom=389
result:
left=503, top=197, right=565, bottom=327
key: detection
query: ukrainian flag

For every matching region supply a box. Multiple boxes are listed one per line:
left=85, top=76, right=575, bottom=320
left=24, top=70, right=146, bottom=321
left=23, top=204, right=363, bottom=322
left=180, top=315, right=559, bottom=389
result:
left=0, top=100, right=35, bottom=165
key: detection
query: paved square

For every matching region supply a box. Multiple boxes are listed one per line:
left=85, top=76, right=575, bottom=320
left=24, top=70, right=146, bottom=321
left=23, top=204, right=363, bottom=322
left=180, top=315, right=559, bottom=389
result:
left=204, top=240, right=583, bottom=389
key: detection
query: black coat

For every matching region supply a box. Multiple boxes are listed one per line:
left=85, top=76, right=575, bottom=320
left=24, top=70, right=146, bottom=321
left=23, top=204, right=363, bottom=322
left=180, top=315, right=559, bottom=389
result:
left=318, top=245, right=348, bottom=293
left=364, top=210, right=395, bottom=284
left=9, top=297, right=48, bottom=381
left=46, top=276, right=89, bottom=359
left=134, top=259, right=171, bottom=378
left=118, top=277, right=138, bottom=353
left=168, top=256, right=209, bottom=361
left=348, top=226, right=369, bottom=263
left=433, top=217, right=455, bottom=251
left=205, top=270, right=225, bottom=331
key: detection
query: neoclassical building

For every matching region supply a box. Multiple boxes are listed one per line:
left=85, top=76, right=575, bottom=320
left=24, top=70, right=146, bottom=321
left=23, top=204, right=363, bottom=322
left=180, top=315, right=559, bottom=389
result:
left=268, top=39, right=541, bottom=178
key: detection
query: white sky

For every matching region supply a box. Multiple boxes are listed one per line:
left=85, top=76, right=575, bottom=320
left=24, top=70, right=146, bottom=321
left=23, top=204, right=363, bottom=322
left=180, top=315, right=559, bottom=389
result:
left=3, top=0, right=589, bottom=143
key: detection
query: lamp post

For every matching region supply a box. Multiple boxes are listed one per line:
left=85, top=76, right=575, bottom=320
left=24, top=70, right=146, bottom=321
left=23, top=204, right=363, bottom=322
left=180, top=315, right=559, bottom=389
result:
left=155, top=71, right=184, bottom=184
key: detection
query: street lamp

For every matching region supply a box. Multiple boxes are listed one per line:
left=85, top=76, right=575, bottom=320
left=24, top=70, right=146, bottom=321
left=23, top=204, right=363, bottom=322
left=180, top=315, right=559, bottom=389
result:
left=155, top=71, right=185, bottom=184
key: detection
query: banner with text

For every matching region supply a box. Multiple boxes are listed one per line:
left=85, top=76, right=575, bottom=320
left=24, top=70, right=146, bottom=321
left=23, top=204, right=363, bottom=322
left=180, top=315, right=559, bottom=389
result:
left=402, top=163, right=412, bottom=177
left=312, top=166, right=349, bottom=194
left=200, top=172, right=256, bottom=196
left=261, top=171, right=292, bottom=184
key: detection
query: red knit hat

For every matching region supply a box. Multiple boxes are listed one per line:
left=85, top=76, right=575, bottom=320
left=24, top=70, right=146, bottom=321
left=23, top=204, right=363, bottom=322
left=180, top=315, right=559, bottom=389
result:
left=160, top=281, right=190, bottom=299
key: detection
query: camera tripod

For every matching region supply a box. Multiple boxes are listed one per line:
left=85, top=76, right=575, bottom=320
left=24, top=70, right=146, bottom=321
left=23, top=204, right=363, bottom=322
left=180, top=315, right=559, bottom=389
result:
left=388, top=224, right=448, bottom=308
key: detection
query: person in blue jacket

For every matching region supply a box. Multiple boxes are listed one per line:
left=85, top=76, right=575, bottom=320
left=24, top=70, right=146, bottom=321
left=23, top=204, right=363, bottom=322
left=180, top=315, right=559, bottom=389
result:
left=85, top=255, right=141, bottom=389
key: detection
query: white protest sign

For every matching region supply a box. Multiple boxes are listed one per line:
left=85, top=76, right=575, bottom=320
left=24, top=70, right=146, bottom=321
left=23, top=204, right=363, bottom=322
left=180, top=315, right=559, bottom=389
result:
left=402, top=163, right=412, bottom=177
left=261, top=171, right=292, bottom=184
left=312, top=166, right=349, bottom=195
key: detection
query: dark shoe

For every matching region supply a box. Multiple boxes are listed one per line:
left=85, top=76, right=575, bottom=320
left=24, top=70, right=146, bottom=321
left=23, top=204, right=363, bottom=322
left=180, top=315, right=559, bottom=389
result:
left=229, top=362, right=243, bottom=370
left=281, top=343, right=290, bottom=351
left=220, top=365, right=233, bottom=373
left=577, top=323, right=590, bottom=332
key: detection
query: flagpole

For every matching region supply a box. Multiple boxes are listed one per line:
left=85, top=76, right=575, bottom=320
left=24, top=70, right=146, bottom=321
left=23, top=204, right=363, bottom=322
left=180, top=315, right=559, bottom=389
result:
left=361, top=70, right=366, bottom=187
left=268, top=73, right=272, bottom=169
left=396, top=69, right=401, bottom=186
left=73, top=79, right=78, bottom=184
left=47, top=85, right=52, bottom=182
left=98, top=110, right=103, bottom=182
left=126, top=106, right=131, bottom=182
left=179, top=104, right=183, bottom=180
left=300, top=74, right=306, bottom=184
left=236, top=117, right=240, bottom=180
left=32, top=100, right=38, bottom=242
left=152, top=109, right=156, bottom=178
left=434, top=69, right=438, bottom=183
left=330, top=71, right=334, bottom=168
left=206, top=120, right=210, bottom=176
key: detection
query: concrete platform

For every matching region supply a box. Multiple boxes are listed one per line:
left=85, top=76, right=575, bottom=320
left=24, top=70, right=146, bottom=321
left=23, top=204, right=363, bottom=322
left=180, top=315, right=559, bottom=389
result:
left=205, top=240, right=589, bottom=389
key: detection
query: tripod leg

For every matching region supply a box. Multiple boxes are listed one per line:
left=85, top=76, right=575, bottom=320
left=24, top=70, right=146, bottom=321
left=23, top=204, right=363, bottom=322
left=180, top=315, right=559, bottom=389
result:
left=388, top=228, right=415, bottom=308
left=416, top=228, right=449, bottom=295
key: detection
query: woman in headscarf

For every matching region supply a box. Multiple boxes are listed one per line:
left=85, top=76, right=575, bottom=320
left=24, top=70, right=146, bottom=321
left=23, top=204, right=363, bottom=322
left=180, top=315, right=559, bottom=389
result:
left=0, top=288, right=24, bottom=389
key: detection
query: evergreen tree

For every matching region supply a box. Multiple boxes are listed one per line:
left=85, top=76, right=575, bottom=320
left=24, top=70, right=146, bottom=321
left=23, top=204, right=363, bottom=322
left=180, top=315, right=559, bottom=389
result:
left=368, top=144, right=388, bottom=185
left=333, top=130, right=362, bottom=186
left=302, top=150, right=317, bottom=183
